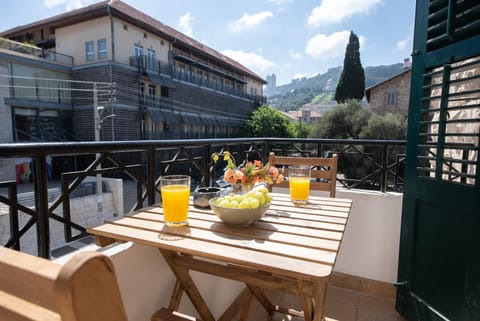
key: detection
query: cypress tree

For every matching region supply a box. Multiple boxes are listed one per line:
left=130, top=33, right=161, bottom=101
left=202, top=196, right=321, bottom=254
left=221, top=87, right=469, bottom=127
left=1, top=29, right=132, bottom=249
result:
left=335, top=31, right=365, bottom=104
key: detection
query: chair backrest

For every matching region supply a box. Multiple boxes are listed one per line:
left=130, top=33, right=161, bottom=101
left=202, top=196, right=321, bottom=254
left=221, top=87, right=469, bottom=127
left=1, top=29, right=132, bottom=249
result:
left=268, top=152, right=338, bottom=197
left=0, top=246, right=128, bottom=321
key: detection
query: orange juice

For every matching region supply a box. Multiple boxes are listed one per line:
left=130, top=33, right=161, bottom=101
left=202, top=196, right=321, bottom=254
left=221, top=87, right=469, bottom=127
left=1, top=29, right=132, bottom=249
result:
left=161, top=185, right=190, bottom=226
left=289, top=177, right=310, bottom=203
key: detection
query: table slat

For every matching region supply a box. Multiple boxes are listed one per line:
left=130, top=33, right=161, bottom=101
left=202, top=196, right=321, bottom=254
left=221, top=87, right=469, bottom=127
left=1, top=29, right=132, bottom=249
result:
left=89, top=223, right=334, bottom=279
left=109, top=217, right=337, bottom=265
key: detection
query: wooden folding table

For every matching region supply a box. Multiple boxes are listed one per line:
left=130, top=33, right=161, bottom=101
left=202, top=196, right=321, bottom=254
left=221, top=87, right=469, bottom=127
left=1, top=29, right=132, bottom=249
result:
left=87, top=193, right=352, bottom=321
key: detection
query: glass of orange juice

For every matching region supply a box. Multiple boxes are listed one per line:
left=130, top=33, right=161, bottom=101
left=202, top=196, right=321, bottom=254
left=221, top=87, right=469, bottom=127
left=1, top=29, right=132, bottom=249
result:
left=288, top=165, right=311, bottom=204
left=159, top=175, right=191, bottom=227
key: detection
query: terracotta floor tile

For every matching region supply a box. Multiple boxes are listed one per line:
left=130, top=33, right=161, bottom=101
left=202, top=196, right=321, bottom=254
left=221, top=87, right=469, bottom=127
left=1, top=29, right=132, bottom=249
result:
left=326, top=286, right=359, bottom=305
left=358, top=294, right=396, bottom=312
left=324, top=286, right=358, bottom=321
left=356, top=294, right=406, bottom=321
left=324, top=300, right=357, bottom=321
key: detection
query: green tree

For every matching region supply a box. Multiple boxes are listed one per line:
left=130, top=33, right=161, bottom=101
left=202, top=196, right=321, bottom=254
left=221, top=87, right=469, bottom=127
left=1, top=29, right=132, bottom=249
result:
left=242, top=105, right=296, bottom=138
left=309, top=100, right=371, bottom=139
left=335, top=31, right=365, bottom=103
left=359, top=113, right=407, bottom=140
left=297, top=121, right=312, bottom=138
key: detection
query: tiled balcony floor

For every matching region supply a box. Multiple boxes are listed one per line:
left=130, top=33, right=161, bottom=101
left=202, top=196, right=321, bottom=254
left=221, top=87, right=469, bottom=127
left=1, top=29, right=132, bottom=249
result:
left=323, top=285, right=406, bottom=321
left=263, top=276, right=406, bottom=321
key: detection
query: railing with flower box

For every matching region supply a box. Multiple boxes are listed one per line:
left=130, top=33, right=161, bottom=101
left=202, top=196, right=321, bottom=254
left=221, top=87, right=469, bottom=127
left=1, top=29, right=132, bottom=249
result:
left=0, top=138, right=406, bottom=258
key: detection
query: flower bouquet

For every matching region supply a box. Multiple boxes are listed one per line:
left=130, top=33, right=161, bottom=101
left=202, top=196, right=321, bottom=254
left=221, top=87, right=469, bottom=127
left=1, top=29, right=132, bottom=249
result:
left=212, top=151, right=284, bottom=192
left=210, top=151, right=284, bottom=225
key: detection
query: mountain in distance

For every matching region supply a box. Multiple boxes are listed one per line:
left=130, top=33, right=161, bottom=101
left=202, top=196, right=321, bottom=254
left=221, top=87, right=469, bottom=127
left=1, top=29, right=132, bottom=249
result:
left=266, top=63, right=405, bottom=111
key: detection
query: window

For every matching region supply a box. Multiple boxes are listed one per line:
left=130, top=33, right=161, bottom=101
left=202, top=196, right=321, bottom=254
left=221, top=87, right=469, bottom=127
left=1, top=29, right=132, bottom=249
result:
left=178, top=64, right=185, bottom=79
left=148, top=84, right=156, bottom=96
left=386, top=90, right=397, bottom=106
left=97, top=39, right=107, bottom=59
left=134, top=44, right=143, bottom=57
left=161, top=86, right=169, bottom=97
left=85, top=41, right=94, bottom=61
left=147, top=48, right=155, bottom=70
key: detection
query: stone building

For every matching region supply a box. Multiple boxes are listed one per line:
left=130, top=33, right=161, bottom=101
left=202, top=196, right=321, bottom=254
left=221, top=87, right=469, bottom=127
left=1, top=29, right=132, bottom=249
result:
left=365, top=60, right=411, bottom=117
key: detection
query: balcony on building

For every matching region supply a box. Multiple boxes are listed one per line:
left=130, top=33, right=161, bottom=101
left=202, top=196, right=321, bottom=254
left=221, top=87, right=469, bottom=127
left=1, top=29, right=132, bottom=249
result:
left=0, top=138, right=406, bottom=321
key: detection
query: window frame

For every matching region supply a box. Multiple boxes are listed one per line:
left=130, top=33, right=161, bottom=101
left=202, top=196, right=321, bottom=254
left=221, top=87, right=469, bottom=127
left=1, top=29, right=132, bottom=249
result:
left=386, top=90, right=397, bottom=107
left=134, top=44, right=143, bottom=57
left=97, top=39, right=107, bottom=59
left=147, top=48, right=155, bottom=70
left=85, top=41, right=94, bottom=62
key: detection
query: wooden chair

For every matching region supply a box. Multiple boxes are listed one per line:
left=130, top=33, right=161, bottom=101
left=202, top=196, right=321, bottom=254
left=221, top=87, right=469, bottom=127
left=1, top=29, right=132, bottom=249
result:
left=268, top=152, right=338, bottom=197
left=0, top=246, right=194, bottom=321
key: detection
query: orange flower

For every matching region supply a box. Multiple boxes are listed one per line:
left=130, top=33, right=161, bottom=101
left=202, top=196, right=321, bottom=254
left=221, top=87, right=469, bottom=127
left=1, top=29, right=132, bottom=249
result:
left=213, top=152, right=284, bottom=187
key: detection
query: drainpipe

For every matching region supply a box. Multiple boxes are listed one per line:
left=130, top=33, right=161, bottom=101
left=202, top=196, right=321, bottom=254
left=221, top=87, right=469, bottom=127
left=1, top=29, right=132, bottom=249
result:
left=107, top=3, right=115, bottom=61
left=107, top=3, right=115, bottom=140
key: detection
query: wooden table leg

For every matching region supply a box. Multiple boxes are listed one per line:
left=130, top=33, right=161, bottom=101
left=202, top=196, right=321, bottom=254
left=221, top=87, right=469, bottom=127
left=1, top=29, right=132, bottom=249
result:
left=168, top=280, right=184, bottom=311
left=312, top=279, right=328, bottom=321
left=160, top=250, right=215, bottom=321
left=246, top=284, right=274, bottom=315
left=218, top=286, right=252, bottom=321
left=298, top=280, right=314, bottom=321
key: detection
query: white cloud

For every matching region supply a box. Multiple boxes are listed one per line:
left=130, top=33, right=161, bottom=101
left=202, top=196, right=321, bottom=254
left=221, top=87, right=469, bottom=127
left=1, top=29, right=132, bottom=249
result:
left=396, top=38, right=408, bottom=51
left=43, top=0, right=95, bottom=11
left=268, top=0, right=293, bottom=10
left=268, top=0, right=292, bottom=5
left=308, top=0, right=382, bottom=27
left=229, top=11, right=274, bottom=31
left=178, top=12, right=194, bottom=37
left=221, top=49, right=275, bottom=73
left=289, top=49, right=302, bottom=60
left=305, top=30, right=351, bottom=59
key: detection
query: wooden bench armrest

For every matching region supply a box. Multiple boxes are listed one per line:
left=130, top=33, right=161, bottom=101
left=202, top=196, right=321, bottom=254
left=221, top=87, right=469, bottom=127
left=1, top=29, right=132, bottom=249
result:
left=0, top=247, right=128, bottom=321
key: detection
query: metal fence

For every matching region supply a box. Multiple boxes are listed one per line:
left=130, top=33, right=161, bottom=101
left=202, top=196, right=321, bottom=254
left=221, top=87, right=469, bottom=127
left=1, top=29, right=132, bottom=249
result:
left=0, top=138, right=406, bottom=258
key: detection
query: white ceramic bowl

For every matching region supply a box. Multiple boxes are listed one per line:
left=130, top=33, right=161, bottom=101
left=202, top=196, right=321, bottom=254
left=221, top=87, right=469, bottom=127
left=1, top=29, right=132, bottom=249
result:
left=208, top=197, right=270, bottom=226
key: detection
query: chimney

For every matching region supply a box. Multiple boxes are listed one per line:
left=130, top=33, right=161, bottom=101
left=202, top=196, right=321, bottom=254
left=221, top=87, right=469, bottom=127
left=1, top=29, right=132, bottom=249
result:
left=403, top=58, right=411, bottom=69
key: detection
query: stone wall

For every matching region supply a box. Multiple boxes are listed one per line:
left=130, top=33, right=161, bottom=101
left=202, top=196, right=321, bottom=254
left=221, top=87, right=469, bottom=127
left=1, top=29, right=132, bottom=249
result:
left=369, top=70, right=411, bottom=117
left=428, top=57, right=479, bottom=185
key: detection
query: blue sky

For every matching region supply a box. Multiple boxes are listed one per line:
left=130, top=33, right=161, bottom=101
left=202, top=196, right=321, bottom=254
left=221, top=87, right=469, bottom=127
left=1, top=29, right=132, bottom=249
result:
left=0, top=0, right=416, bottom=85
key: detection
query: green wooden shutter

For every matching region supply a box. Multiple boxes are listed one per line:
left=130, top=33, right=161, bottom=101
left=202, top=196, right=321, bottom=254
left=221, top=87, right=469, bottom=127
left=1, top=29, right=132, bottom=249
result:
left=397, top=1, right=480, bottom=320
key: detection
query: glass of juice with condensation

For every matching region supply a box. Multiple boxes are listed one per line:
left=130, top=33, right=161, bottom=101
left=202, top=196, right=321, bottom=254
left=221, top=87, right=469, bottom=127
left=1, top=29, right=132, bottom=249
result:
left=288, top=166, right=311, bottom=204
left=159, top=175, right=191, bottom=227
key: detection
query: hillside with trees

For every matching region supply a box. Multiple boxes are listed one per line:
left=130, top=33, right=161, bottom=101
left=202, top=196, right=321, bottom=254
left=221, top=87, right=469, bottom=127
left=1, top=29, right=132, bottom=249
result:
left=266, top=63, right=404, bottom=111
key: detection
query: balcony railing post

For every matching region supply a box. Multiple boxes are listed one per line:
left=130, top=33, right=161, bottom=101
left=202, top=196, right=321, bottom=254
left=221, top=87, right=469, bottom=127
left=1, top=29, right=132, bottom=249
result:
left=33, top=154, right=50, bottom=258
left=7, top=182, right=20, bottom=250
left=147, top=147, right=156, bottom=206
left=205, top=144, right=211, bottom=187
left=381, top=144, right=389, bottom=193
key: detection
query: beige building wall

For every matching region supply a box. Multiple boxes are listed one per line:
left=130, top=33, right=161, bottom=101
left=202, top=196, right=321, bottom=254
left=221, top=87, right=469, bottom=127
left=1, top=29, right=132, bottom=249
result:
left=112, top=18, right=169, bottom=65
left=55, top=17, right=112, bottom=65
left=246, top=78, right=263, bottom=97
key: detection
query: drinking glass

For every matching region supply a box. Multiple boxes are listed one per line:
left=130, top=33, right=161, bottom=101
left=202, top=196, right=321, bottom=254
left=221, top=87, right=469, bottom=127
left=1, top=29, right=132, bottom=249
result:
left=288, top=165, right=311, bottom=204
left=159, top=175, right=191, bottom=227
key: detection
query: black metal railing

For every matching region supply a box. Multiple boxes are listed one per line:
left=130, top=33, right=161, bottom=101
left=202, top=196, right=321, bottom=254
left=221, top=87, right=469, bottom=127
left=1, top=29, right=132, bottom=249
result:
left=129, top=55, right=267, bottom=104
left=0, top=37, right=73, bottom=66
left=0, top=138, right=406, bottom=258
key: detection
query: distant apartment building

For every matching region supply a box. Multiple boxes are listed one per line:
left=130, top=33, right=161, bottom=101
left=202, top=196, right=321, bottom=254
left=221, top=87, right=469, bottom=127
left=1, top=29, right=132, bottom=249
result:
left=0, top=0, right=266, bottom=143
left=265, top=74, right=277, bottom=92
left=365, top=59, right=411, bottom=117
